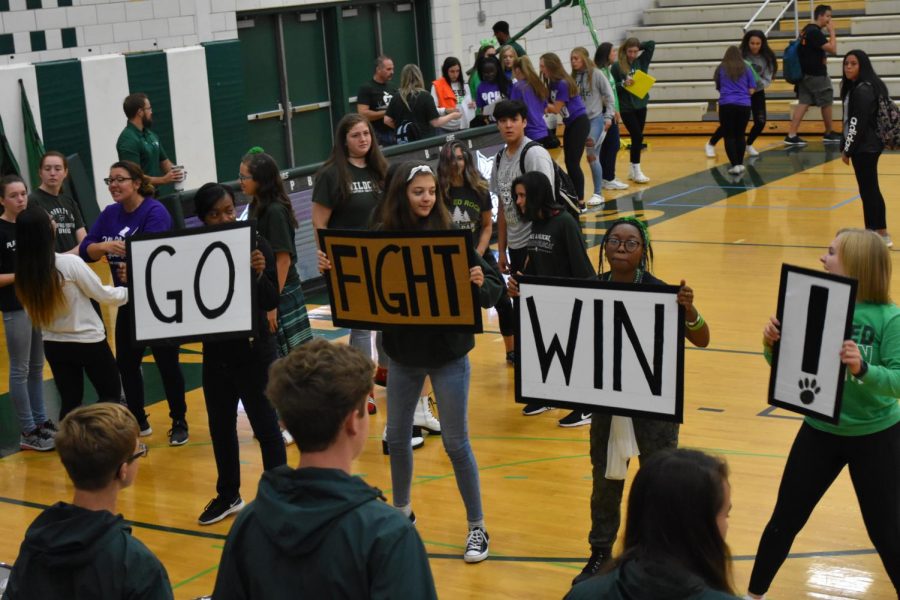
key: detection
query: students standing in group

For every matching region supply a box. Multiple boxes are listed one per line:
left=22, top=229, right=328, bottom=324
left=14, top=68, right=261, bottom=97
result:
left=573, top=217, right=710, bottom=584
left=594, top=43, right=629, bottom=191
left=612, top=38, right=656, bottom=183
left=509, top=57, right=554, bottom=148
left=840, top=50, right=892, bottom=247
left=28, top=151, right=86, bottom=253
left=713, top=46, right=757, bottom=176
left=747, top=229, right=900, bottom=598
left=80, top=161, right=188, bottom=445
left=319, top=161, right=503, bottom=563
left=571, top=46, right=616, bottom=207
left=14, top=206, right=125, bottom=422
left=431, top=56, right=475, bottom=134
left=0, top=176, right=53, bottom=452
left=705, top=31, right=776, bottom=159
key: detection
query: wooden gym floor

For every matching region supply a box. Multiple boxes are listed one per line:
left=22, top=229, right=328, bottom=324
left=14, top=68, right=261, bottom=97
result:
left=0, top=135, right=898, bottom=599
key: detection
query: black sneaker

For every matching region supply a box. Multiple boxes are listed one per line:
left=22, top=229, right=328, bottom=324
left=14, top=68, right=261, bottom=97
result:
left=558, top=410, right=592, bottom=428
left=572, top=548, right=611, bottom=586
left=464, top=527, right=489, bottom=563
left=409, top=511, right=417, bottom=526
left=823, top=131, right=842, bottom=143
left=138, top=418, right=153, bottom=437
left=522, top=403, right=552, bottom=416
left=505, top=351, right=516, bottom=365
left=198, top=496, right=244, bottom=525
left=168, top=419, right=189, bottom=446
left=783, top=135, right=807, bottom=146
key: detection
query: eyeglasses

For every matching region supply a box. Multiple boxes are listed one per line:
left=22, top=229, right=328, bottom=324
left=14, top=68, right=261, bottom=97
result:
left=104, top=177, right=133, bottom=186
left=126, top=442, right=149, bottom=464
left=238, top=174, right=253, bottom=181
left=606, top=237, right=641, bottom=252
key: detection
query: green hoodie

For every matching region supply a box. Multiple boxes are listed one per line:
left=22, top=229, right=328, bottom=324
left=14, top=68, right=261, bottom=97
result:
left=3, top=502, right=172, bottom=600
left=610, top=41, right=656, bottom=112
left=213, top=466, right=436, bottom=600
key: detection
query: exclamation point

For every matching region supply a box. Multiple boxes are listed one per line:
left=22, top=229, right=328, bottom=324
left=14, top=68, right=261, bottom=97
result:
left=802, top=285, right=829, bottom=374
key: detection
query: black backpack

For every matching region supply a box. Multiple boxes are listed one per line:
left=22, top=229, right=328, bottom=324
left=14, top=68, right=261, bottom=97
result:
left=496, top=141, right=582, bottom=220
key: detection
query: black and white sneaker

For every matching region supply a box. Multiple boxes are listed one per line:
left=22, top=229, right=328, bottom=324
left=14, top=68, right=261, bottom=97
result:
left=464, top=527, right=489, bottom=563
left=522, top=403, right=552, bottom=416
left=39, top=420, right=59, bottom=438
left=572, top=547, right=611, bottom=586
left=168, top=419, right=189, bottom=446
left=198, top=496, right=245, bottom=525
left=823, top=131, right=842, bottom=143
left=558, top=410, right=592, bottom=427
left=783, top=135, right=807, bottom=146
left=138, top=418, right=153, bottom=437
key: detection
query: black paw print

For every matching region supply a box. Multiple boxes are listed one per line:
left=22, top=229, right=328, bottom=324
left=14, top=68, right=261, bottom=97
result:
left=798, top=378, right=821, bottom=405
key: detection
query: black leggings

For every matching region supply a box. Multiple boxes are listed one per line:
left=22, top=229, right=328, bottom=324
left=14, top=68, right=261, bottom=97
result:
left=115, top=302, right=187, bottom=424
left=563, top=114, right=590, bottom=200
left=599, top=121, right=621, bottom=181
left=748, top=421, right=900, bottom=595
left=482, top=250, right=516, bottom=338
left=851, top=152, right=886, bottom=231
left=710, top=90, right=767, bottom=147
left=718, top=104, right=752, bottom=167
left=620, top=109, right=647, bottom=164
left=43, top=339, right=120, bottom=420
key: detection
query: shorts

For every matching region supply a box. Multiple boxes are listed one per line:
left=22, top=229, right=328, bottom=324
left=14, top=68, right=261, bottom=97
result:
left=797, top=74, right=834, bottom=108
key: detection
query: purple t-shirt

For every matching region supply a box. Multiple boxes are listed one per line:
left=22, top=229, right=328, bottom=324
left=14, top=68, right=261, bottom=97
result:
left=509, top=80, right=550, bottom=141
left=79, top=197, right=173, bottom=286
left=476, top=81, right=503, bottom=109
left=548, top=79, right=587, bottom=125
left=717, top=66, right=756, bottom=107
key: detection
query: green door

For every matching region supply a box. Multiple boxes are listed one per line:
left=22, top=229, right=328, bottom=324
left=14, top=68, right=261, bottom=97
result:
left=237, top=15, right=288, bottom=166
left=380, top=2, right=420, bottom=72
left=338, top=4, right=379, bottom=108
left=283, top=12, right=334, bottom=166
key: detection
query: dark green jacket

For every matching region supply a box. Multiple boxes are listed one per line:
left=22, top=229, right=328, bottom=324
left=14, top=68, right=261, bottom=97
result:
left=611, top=41, right=656, bottom=112
left=2, top=503, right=172, bottom=600
left=212, top=466, right=436, bottom=600
left=565, top=558, right=739, bottom=600
left=383, top=252, right=504, bottom=368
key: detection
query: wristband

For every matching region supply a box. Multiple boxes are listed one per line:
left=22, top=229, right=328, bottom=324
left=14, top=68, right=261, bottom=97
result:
left=686, top=313, right=705, bottom=331
left=855, top=360, right=868, bottom=379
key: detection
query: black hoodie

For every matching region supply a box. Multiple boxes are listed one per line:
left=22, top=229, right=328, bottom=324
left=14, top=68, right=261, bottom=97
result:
left=3, top=502, right=172, bottom=600
left=212, top=466, right=436, bottom=600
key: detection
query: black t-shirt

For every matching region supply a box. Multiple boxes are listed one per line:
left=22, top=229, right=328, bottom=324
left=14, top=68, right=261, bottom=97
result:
left=29, top=188, right=85, bottom=252
left=799, top=24, right=828, bottom=77
left=312, top=163, right=380, bottom=230
left=254, top=202, right=300, bottom=287
left=0, top=219, right=21, bottom=311
left=357, top=79, right=397, bottom=137
left=524, top=210, right=595, bottom=279
left=385, top=92, right=440, bottom=140
left=447, top=185, right=491, bottom=248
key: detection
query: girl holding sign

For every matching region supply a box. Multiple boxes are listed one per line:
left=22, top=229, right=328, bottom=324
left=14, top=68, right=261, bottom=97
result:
left=748, top=228, right=900, bottom=598
left=572, top=217, right=709, bottom=585
left=611, top=38, right=655, bottom=184
left=15, top=206, right=125, bottom=422
left=80, top=161, right=189, bottom=446
left=318, top=161, right=503, bottom=563
left=192, top=183, right=287, bottom=526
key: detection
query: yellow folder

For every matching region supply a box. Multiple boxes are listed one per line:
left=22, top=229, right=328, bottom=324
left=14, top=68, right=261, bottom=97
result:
left=624, top=70, right=655, bottom=100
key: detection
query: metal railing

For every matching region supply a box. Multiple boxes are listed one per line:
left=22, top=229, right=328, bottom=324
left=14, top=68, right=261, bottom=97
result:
left=744, top=0, right=815, bottom=37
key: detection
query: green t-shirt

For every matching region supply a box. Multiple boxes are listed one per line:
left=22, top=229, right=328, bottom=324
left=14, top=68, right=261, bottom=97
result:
left=116, top=122, right=172, bottom=196
left=28, top=188, right=85, bottom=252
left=312, top=163, right=380, bottom=230
left=254, top=201, right=300, bottom=287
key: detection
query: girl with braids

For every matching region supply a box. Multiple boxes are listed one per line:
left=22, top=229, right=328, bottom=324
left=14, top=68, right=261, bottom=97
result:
left=240, top=151, right=313, bottom=357
left=506, top=171, right=595, bottom=426
left=0, top=176, right=53, bottom=451
left=81, top=161, right=188, bottom=445
left=313, top=113, right=388, bottom=414
left=15, top=206, right=125, bottom=422
left=438, top=140, right=516, bottom=362
left=473, top=56, right=509, bottom=126
left=572, top=216, right=710, bottom=585
left=318, top=161, right=503, bottom=563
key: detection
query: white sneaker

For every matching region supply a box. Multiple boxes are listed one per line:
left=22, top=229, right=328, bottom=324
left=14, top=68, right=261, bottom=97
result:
left=602, top=179, right=629, bottom=190
left=282, top=428, right=295, bottom=446
left=586, top=193, right=605, bottom=207
left=747, top=145, right=759, bottom=157
left=727, top=165, right=741, bottom=175
left=704, top=143, right=716, bottom=158
left=736, top=164, right=746, bottom=174
left=413, top=395, right=441, bottom=434
left=629, top=164, right=650, bottom=184
left=382, top=426, right=426, bottom=455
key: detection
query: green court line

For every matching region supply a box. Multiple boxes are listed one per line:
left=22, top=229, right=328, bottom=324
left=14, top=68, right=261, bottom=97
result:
left=172, top=564, right=219, bottom=589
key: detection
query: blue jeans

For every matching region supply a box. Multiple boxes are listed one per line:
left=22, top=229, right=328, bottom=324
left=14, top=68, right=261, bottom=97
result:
left=3, top=310, right=46, bottom=433
left=386, top=356, right=483, bottom=523
left=349, top=329, right=372, bottom=359
left=586, top=115, right=607, bottom=195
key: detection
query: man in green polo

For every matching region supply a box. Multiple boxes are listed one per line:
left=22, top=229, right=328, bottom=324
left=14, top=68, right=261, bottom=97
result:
left=116, top=93, right=181, bottom=195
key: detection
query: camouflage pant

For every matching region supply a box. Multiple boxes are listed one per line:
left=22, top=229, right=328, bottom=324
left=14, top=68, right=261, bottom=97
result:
left=588, top=414, right=679, bottom=549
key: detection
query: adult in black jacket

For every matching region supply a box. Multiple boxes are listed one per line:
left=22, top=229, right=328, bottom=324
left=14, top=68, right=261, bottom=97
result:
left=192, top=183, right=287, bottom=526
left=840, top=50, right=891, bottom=246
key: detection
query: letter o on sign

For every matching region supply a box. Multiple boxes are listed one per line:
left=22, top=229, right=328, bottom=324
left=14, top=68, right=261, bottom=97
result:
left=194, top=241, right=236, bottom=319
